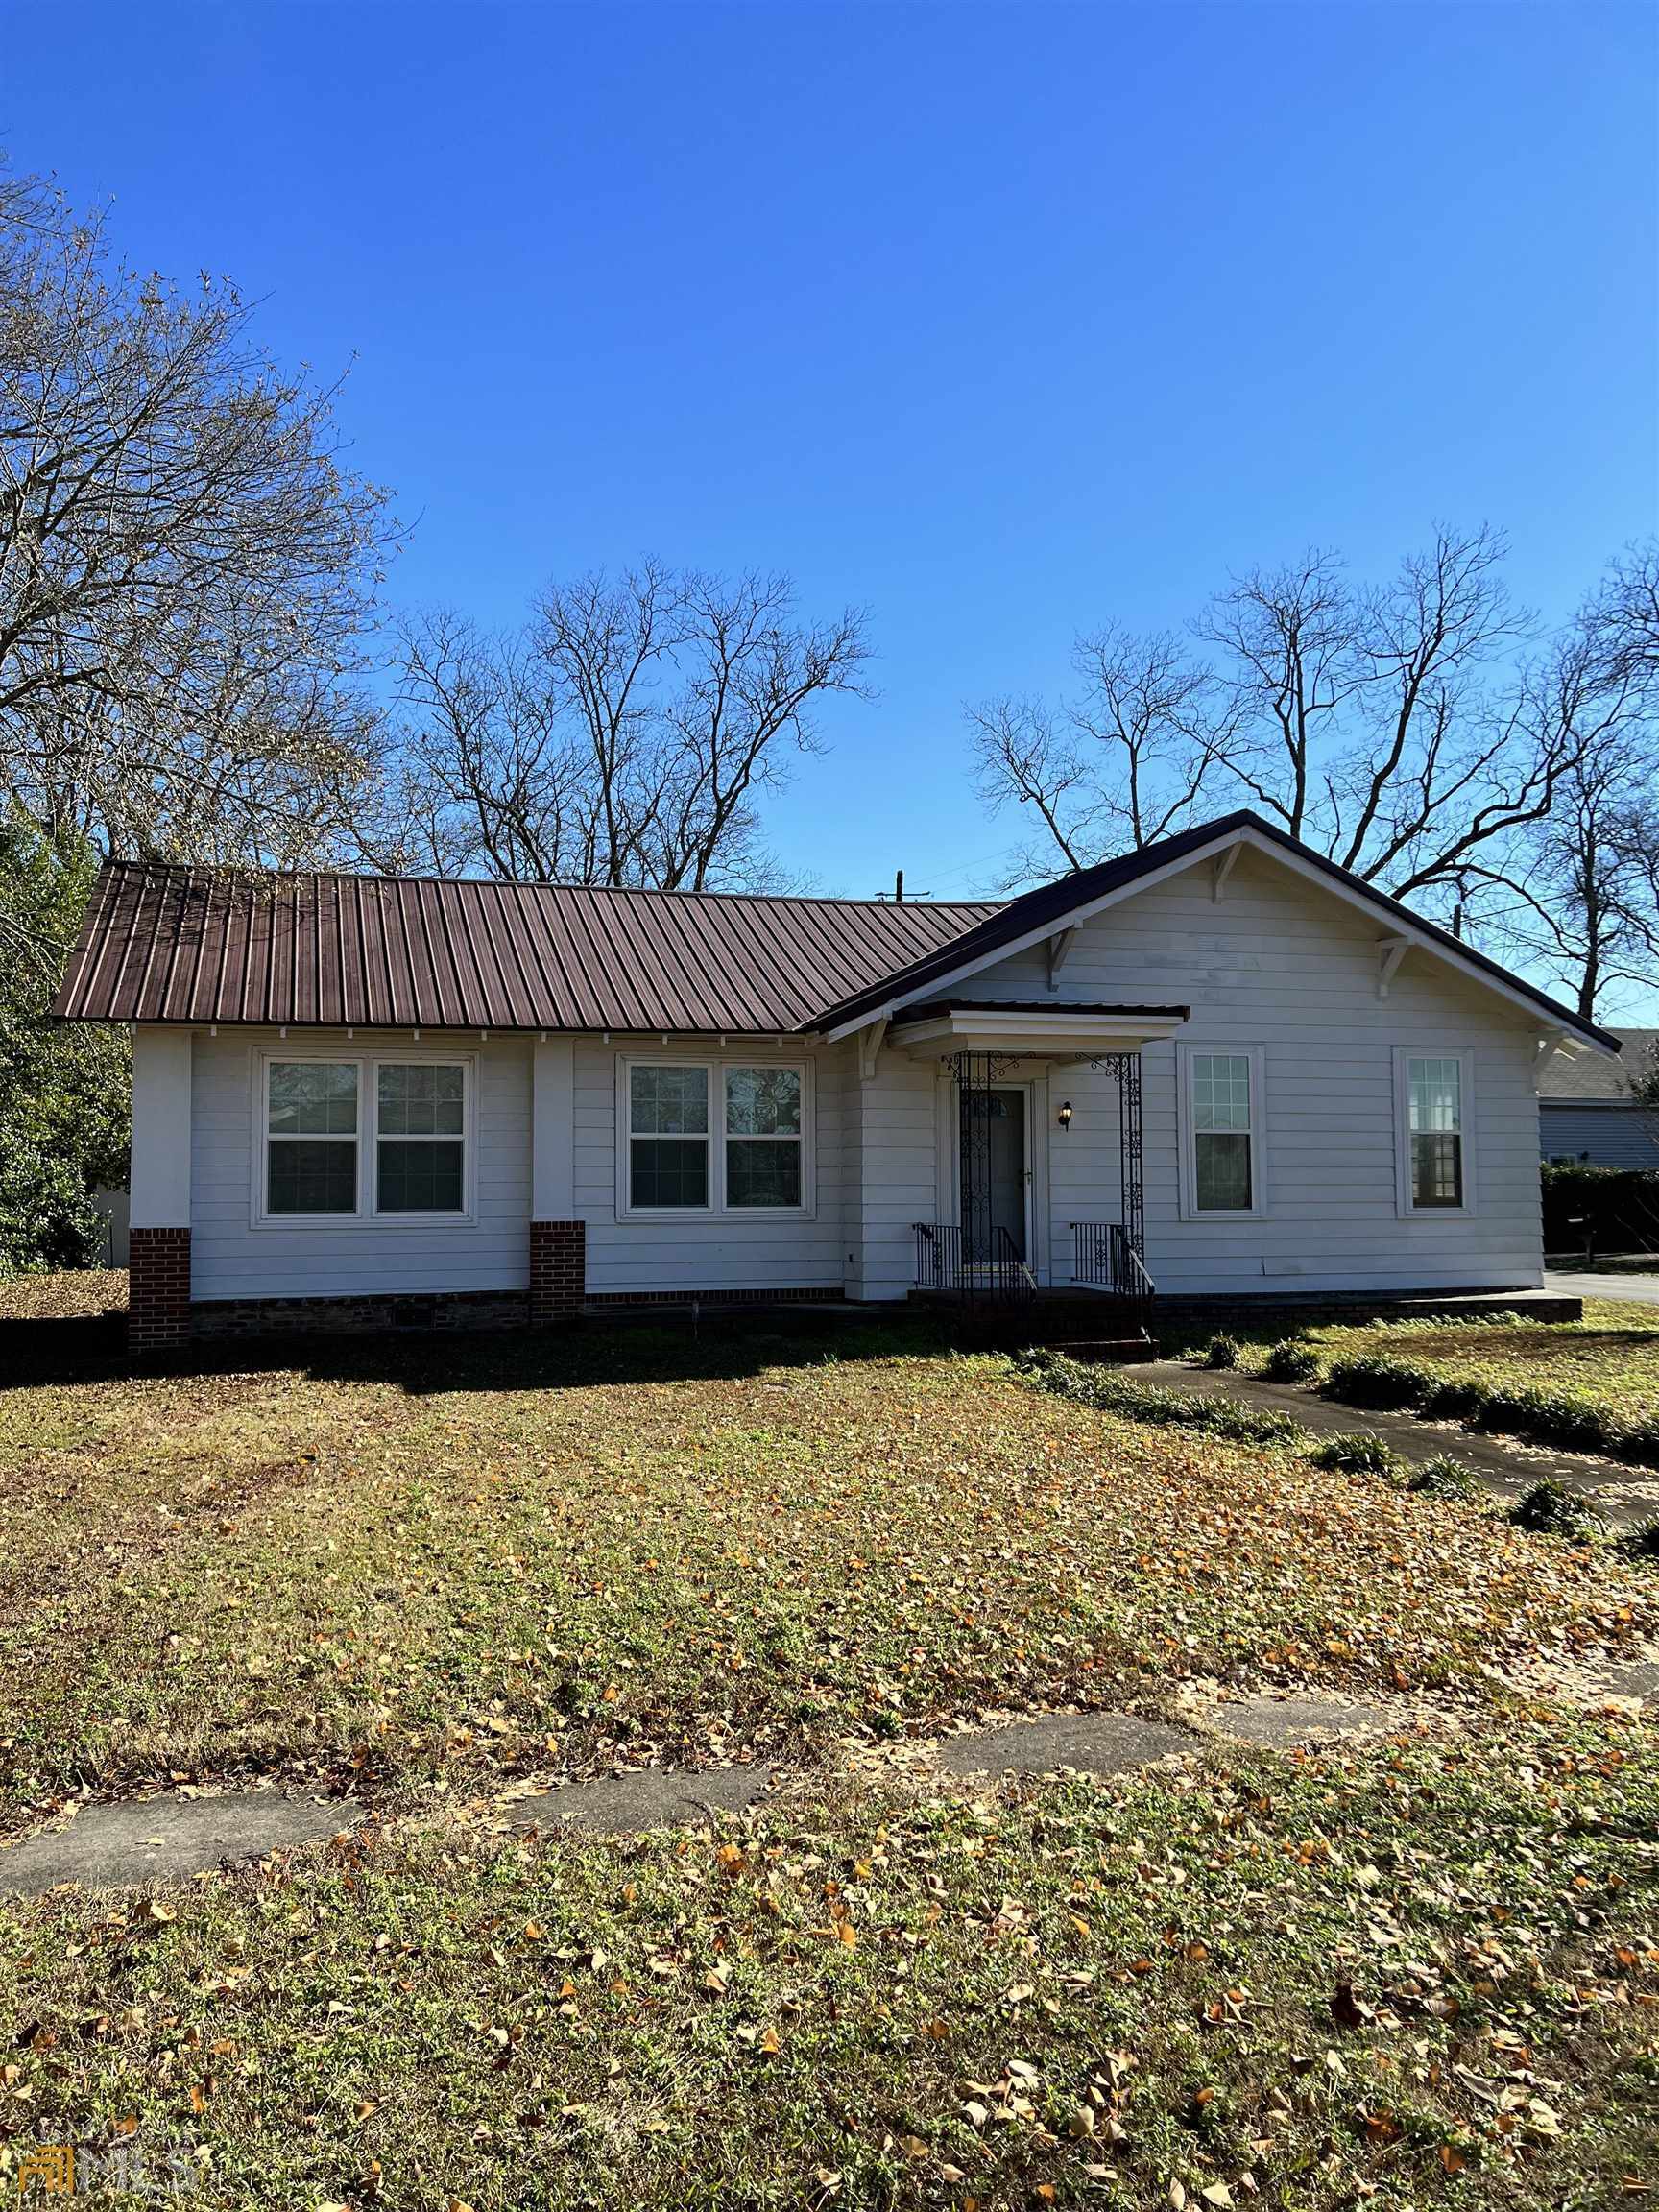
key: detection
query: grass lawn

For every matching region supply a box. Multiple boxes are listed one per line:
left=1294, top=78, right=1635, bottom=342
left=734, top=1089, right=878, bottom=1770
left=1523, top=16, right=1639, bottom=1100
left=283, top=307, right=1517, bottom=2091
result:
left=0, top=1281, right=1654, bottom=2207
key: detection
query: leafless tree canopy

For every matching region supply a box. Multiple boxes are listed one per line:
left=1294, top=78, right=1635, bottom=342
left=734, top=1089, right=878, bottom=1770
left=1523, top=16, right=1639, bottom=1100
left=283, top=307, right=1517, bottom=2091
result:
left=0, top=162, right=395, bottom=867
left=968, top=528, right=1659, bottom=1014
left=367, top=565, right=872, bottom=890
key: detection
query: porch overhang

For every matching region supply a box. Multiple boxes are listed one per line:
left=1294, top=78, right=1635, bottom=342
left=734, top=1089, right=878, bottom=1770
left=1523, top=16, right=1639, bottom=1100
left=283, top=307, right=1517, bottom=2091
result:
left=890, top=1000, right=1190, bottom=1062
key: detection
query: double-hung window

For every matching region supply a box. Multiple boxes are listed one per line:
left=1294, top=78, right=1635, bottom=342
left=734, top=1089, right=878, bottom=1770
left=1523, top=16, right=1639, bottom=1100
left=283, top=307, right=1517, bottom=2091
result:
left=725, top=1067, right=803, bottom=1208
left=266, top=1061, right=360, bottom=1215
left=1396, top=1049, right=1472, bottom=1214
left=621, top=1057, right=810, bottom=1214
left=628, top=1064, right=711, bottom=1209
left=1179, top=1044, right=1264, bottom=1217
left=259, top=1054, right=471, bottom=1223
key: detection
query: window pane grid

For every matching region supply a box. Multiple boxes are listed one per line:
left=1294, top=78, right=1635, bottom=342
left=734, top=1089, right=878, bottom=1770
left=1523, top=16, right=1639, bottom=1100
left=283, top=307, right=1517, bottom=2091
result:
left=264, top=1059, right=470, bottom=1218
left=1406, top=1056, right=1465, bottom=1209
left=625, top=1062, right=805, bottom=1212
left=725, top=1067, right=803, bottom=1208
left=1190, top=1053, right=1255, bottom=1212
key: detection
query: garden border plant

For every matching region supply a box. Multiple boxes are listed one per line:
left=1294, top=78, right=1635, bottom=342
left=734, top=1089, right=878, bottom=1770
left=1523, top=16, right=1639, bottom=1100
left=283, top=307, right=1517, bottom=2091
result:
left=1316, top=1350, right=1659, bottom=1468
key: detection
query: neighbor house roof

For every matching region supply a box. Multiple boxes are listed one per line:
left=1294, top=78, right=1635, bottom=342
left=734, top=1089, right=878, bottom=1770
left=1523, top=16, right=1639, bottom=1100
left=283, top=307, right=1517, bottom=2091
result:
left=53, top=810, right=1621, bottom=1049
left=51, top=864, right=1000, bottom=1035
left=1539, top=1029, right=1658, bottom=1102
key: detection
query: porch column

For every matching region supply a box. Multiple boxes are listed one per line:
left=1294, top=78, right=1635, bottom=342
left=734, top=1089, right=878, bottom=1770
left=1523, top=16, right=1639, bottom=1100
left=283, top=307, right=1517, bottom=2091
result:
left=530, top=1038, right=584, bottom=1322
left=129, top=1028, right=193, bottom=1357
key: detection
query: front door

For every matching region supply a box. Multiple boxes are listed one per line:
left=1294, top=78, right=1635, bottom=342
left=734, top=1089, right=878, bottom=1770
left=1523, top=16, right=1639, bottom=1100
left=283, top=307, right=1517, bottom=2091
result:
left=960, top=1087, right=1027, bottom=1263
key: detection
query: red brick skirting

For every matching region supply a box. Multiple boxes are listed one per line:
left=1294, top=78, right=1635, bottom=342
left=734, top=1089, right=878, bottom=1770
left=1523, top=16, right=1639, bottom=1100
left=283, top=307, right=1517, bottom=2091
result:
left=530, top=1220, right=586, bottom=1324
left=193, top=1291, right=530, bottom=1338
left=129, top=1227, right=191, bottom=1357
left=584, top=1286, right=839, bottom=1308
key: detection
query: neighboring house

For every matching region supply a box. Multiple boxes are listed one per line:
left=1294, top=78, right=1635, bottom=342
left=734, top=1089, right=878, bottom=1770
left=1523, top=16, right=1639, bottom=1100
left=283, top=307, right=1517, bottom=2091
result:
left=52, top=808, right=1619, bottom=1358
left=1539, top=1028, right=1659, bottom=1168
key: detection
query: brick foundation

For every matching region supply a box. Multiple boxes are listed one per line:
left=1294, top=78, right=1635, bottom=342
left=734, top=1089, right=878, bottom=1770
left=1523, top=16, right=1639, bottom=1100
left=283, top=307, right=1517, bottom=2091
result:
left=192, top=1290, right=531, bottom=1339
left=584, top=1286, right=841, bottom=1309
left=129, top=1227, right=192, bottom=1358
left=530, top=1219, right=586, bottom=1324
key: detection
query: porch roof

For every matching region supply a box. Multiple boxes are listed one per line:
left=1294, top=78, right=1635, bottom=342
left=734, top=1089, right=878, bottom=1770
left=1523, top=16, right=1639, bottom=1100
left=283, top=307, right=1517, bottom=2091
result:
left=890, top=999, right=1190, bottom=1058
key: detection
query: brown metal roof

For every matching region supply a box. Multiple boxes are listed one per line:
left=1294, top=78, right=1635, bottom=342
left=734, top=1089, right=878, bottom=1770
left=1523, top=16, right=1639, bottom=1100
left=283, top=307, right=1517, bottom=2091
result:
left=52, top=864, right=1003, bottom=1034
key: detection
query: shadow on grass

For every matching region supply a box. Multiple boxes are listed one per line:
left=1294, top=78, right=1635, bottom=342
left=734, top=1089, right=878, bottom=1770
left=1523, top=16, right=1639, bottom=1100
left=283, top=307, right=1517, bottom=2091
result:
left=0, top=1307, right=963, bottom=1396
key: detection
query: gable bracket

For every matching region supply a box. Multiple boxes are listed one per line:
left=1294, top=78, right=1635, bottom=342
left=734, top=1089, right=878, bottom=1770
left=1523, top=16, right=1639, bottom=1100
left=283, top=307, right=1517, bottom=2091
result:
left=857, top=1016, right=889, bottom=1083
left=1212, top=845, right=1242, bottom=902
left=1376, top=936, right=1410, bottom=998
left=1046, top=927, right=1077, bottom=990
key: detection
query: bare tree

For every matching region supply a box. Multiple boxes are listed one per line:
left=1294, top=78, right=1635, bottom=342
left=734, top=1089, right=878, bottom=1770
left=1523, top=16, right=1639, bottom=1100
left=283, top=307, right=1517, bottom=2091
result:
left=1473, top=589, right=1659, bottom=1018
left=968, top=628, right=1220, bottom=879
left=0, top=160, right=396, bottom=868
left=373, top=567, right=871, bottom=889
left=967, top=527, right=1618, bottom=933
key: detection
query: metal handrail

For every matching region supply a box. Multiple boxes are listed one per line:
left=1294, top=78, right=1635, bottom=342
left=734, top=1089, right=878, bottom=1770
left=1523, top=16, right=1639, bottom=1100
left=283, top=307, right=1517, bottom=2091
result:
left=1070, top=1220, right=1155, bottom=1306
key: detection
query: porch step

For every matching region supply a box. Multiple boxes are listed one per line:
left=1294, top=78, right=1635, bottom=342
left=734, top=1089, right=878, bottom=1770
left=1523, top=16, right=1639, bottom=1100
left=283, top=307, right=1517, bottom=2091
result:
left=1034, top=1332, right=1158, bottom=1365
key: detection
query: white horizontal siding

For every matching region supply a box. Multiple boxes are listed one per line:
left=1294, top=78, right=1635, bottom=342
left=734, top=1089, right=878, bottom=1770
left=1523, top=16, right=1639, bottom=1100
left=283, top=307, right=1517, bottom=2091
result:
left=190, top=1030, right=532, bottom=1297
left=575, top=1040, right=850, bottom=1294
left=967, top=848, right=1549, bottom=1295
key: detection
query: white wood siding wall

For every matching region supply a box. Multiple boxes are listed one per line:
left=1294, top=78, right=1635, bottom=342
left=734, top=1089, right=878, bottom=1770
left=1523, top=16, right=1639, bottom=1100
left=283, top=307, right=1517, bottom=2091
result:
left=956, top=848, right=1547, bottom=1293
left=573, top=1039, right=851, bottom=1296
left=189, top=1030, right=533, bottom=1299
left=842, top=1049, right=939, bottom=1300
left=176, top=846, right=1554, bottom=1305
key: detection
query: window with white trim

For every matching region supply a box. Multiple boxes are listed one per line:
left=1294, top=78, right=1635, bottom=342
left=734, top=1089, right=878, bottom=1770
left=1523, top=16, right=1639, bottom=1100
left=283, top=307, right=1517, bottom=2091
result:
left=377, top=1063, right=466, bottom=1213
left=619, top=1057, right=812, bottom=1215
left=1400, top=1051, right=1470, bottom=1212
left=725, top=1066, right=802, bottom=1208
left=628, top=1063, right=710, bottom=1209
left=1178, top=1044, right=1264, bottom=1217
left=258, top=1054, right=472, bottom=1223
left=267, top=1061, right=359, bottom=1214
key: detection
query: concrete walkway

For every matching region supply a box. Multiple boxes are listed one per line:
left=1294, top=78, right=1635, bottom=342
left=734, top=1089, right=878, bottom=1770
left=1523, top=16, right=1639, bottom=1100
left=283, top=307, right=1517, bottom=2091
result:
left=1545, top=1269, right=1659, bottom=1308
left=0, top=1689, right=1413, bottom=1898
left=1136, top=1360, right=1659, bottom=1530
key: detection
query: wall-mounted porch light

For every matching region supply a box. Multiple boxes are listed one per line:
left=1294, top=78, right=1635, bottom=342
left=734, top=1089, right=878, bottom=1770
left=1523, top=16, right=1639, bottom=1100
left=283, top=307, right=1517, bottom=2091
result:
left=1057, top=1099, right=1073, bottom=1131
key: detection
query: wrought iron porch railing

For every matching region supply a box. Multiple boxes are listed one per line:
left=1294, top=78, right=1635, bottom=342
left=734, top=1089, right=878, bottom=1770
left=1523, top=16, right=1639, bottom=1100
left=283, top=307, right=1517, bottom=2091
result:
left=1070, top=1221, right=1156, bottom=1306
left=912, top=1222, right=1037, bottom=1304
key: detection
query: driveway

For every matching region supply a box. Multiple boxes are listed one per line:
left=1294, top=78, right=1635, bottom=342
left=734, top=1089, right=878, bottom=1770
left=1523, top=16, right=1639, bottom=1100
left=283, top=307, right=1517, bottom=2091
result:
left=1546, top=1269, right=1659, bottom=1307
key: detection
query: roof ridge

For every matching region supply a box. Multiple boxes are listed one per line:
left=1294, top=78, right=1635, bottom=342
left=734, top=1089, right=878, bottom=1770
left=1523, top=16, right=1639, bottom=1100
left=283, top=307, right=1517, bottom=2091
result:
left=91, top=859, right=1004, bottom=913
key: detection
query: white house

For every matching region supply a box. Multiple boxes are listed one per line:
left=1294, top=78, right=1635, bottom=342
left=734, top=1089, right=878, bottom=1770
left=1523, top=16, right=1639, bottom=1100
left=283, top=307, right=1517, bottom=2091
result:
left=53, top=810, right=1618, bottom=1358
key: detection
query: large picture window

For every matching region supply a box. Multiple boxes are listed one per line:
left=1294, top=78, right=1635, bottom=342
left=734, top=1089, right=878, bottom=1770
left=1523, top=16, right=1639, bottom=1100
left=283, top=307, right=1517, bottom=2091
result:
left=619, top=1057, right=812, bottom=1216
left=1396, top=1049, right=1473, bottom=1214
left=1178, top=1044, right=1264, bottom=1219
left=257, top=1053, right=472, bottom=1224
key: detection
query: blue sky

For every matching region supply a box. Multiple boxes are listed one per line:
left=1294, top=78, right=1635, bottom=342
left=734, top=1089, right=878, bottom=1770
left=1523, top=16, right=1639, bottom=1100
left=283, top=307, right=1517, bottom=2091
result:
left=5, top=0, right=1656, bottom=917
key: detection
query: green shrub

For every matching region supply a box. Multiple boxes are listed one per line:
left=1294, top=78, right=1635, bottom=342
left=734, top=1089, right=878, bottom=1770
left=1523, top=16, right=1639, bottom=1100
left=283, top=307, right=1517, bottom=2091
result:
left=1418, top=1375, right=1490, bottom=1422
left=1407, top=1454, right=1483, bottom=1503
left=1262, top=1337, right=1321, bottom=1383
left=1614, top=1416, right=1659, bottom=1472
left=1310, top=1431, right=1402, bottom=1478
left=1322, top=1353, right=1434, bottom=1411
left=1204, top=1332, right=1240, bottom=1370
left=1507, top=1478, right=1604, bottom=1542
left=1622, top=1515, right=1659, bottom=1564
left=1473, top=1386, right=1609, bottom=1455
left=1015, top=1352, right=1306, bottom=1447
